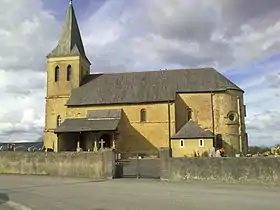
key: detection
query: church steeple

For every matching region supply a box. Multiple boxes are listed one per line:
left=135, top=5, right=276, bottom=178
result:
left=47, top=1, right=90, bottom=63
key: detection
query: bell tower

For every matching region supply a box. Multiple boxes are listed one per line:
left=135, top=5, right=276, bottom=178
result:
left=44, top=0, right=91, bottom=151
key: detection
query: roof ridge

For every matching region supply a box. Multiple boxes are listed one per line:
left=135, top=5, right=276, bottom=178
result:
left=90, top=67, right=215, bottom=76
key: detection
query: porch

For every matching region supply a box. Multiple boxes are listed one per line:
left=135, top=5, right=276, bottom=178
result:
left=54, top=109, right=122, bottom=152
left=56, top=131, right=119, bottom=152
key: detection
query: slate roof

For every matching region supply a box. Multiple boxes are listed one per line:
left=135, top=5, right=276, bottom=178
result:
left=47, top=2, right=90, bottom=63
left=87, top=109, right=122, bottom=120
left=55, top=109, right=122, bottom=133
left=171, top=120, right=214, bottom=139
left=67, top=68, right=243, bottom=106
left=54, top=118, right=120, bottom=133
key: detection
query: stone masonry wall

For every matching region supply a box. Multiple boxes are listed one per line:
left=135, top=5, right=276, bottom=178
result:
left=0, top=149, right=115, bottom=179
left=160, top=148, right=280, bottom=186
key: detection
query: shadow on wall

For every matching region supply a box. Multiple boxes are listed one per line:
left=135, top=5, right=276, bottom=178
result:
left=59, top=133, right=78, bottom=151
left=117, top=111, right=158, bottom=155
left=215, top=134, right=235, bottom=156
left=175, top=95, right=189, bottom=132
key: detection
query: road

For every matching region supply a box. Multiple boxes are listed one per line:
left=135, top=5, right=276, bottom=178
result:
left=0, top=175, right=279, bottom=210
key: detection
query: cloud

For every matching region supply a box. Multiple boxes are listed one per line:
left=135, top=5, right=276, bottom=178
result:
left=0, top=70, right=45, bottom=142
left=83, top=0, right=280, bottom=72
left=0, top=0, right=59, bottom=72
left=0, top=0, right=56, bottom=142
left=213, top=0, right=280, bottom=26
left=235, top=56, right=280, bottom=146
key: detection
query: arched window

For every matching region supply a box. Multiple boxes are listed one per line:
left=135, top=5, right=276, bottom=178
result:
left=57, top=115, right=62, bottom=127
left=55, top=66, right=59, bottom=82
left=140, top=109, right=147, bottom=122
left=67, top=65, right=72, bottom=81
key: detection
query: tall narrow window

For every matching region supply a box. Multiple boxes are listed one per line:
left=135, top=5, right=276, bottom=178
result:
left=67, top=65, right=72, bottom=81
left=180, top=139, right=184, bottom=148
left=199, top=139, right=204, bottom=147
left=140, top=109, right=147, bottom=122
left=54, top=66, right=59, bottom=82
left=57, top=115, right=62, bottom=127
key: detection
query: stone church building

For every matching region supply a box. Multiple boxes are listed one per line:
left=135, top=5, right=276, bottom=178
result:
left=44, top=2, right=248, bottom=157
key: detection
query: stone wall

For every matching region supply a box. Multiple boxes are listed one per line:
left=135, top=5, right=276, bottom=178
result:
left=160, top=148, right=280, bottom=185
left=0, top=149, right=115, bottom=179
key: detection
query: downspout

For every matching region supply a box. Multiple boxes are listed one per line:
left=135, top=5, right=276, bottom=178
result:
left=210, top=92, right=216, bottom=147
left=237, top=96, right=243, bottom=154
left=168, top=101, right=172, bottom=157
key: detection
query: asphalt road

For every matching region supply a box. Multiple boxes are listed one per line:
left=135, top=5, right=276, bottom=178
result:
left=0, top=205, right=12, bottom=210
left=0, top=175, right=279, bottom=210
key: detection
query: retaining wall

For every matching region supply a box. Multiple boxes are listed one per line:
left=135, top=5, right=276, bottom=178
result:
left=160, top=148, right=280, bottom=185
left=0, top=149, right=115, bottom=179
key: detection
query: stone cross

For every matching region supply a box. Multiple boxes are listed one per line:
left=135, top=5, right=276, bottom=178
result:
left=99, top=139, right=105, bottom=151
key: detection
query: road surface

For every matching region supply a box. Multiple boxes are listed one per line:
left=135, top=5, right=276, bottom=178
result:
left=0, top=175, right=279, bottom=210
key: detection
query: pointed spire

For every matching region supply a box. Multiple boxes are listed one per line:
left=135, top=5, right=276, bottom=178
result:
left=47, top=1, right=90, bottom=63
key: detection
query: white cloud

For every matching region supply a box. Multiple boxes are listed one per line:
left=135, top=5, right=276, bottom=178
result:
left=82, top=0, right=280, bottom=72
left=0, top=70, right=45, bottom=142
left=0, top=0, right=57, bottom=142
left=240, top=59, right=280, bottom=146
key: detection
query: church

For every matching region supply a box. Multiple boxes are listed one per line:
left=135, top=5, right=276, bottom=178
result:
left=44, top=1, right=248, bottom=157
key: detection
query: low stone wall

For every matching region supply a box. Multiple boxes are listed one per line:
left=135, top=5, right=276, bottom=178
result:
left=0, top=149, right=115, bottom=179
left=160, top=148, right=280, bottom=185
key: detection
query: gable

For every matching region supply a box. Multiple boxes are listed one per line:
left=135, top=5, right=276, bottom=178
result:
left=171, top=120, right=214, bottom=139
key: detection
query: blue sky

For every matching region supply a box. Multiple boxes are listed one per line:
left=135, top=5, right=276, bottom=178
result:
left=0, top=0, right=280, bottom=146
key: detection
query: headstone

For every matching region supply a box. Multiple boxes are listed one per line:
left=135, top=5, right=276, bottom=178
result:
left=93, top=140, right=98, bottom=152
left=215, top=149, right=221, bottom=157
left=209, top=147, right=215, bottom=157
left=76, top=140, right=81, bottom=152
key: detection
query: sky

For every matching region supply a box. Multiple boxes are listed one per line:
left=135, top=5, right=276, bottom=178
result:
left=0, top=0, right=280, bottom=146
